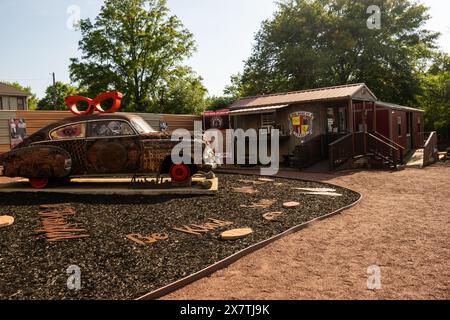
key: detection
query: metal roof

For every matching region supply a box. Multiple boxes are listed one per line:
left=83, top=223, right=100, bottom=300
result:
left=0, top=82, right=32, bottom=97
left=376, top=101, right=424, bottom=113
left=229, top=104, right=289, bottom=116
left=230, top=83, right=377, bottom=110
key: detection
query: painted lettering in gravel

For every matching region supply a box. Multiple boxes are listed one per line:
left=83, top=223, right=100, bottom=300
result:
left=173, top=218, right=233, bottom=236
left=126, top=233, right=169, bottom=246
left=66, top=265, right=81, bottom=291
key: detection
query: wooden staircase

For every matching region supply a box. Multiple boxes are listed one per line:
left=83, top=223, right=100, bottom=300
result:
left=329, top=131, right=405, bottom=171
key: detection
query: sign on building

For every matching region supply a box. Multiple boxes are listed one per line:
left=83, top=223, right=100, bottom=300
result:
left=289, top=112, right=314, bottom=139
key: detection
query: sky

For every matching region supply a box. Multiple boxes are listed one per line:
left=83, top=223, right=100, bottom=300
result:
left=0, top=0, right=448, bottom=99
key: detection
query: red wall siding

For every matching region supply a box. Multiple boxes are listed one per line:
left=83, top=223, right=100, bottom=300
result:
left=391, top=110, right=408, bottom=150
left=376, top=109, right=390, bottom=137
left=412, top=112, right=424, bottom=148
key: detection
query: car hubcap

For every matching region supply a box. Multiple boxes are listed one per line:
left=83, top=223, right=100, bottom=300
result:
left=169, top=164, right=190, bottom=183
left=29, top=177, right=49, bottom=189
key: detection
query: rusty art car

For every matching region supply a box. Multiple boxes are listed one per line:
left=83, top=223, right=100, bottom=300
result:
left=0, top=113, right=213, bottom=188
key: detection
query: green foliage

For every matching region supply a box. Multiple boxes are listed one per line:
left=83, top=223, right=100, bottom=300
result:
left=69, top=0, right=205, bottom=114
left=204, top=95, right=236, bottom=111
left=417, top=53, right=450, bottom=140
left=37, top=82, right=78, bottom=110
left=156, top=67, right=207, bottom=115
left=233, top=0, right=439, bottom=106
left=5, top=82, right=38, bottom=110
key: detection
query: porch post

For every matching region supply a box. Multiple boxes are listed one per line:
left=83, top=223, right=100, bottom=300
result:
left=373, top=102, right=377, bottom=132
left=348, top=98, right=354, bottom=154
left=363, top=100, right=367, bottom=154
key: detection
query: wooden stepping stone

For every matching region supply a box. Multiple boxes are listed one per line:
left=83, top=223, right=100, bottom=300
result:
left=238, top=179, right=265, bottom=185
left=283, top=201, right=300, bottom=209
left=299, top=191, right=342, bottom=197
left=258, top=177, right=275, bottom=182
left=221, top=228, right=253, bottom=240
left=263, top=211, right=284, bottom=221
left=293, top=187, right=336, bottom=192
left=274, top=182, right=284, bottom=186
left=240, top=199, right=276, bottom=209
left=0, top=216, right=14, bottom=228
left=232, top=186, right=259, bottom=194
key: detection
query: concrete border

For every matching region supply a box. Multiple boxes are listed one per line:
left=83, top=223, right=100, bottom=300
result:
left=136, top=173, right=362, bottom=300
left=0, top=177, right=218, bottom=196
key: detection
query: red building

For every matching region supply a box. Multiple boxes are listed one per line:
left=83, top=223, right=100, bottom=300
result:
left=214, top=83, right=436, bottom=170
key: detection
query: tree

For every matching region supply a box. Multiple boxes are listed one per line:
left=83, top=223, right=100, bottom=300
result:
left=37, top=82, right=78, bottom=110
left=156, top=67, right=207, bottom=115
left=204, top=95, right=236, bottom=111
left=417, top=52, right=450, bottom=141
left=233, top=0, right=439, bottom=105
left=6, top=82, right=38, bottom=110
left=69, top=0, right=204, bottom=114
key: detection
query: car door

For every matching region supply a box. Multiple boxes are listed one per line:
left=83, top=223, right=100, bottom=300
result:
left=85, top=119, right=141, bottom=175
left=48, top=121, right=88, bottom=175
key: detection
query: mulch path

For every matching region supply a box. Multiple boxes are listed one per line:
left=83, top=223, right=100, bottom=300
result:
left=0, top=174, right=359, bottom=300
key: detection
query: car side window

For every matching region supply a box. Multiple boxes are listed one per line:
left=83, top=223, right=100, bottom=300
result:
left=50, top=123, right=86, bottom=140
left=87, top=120, right=135, bottom=138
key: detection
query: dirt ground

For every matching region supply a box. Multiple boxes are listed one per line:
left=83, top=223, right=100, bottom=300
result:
left=163, top=165, right=450, bottom=300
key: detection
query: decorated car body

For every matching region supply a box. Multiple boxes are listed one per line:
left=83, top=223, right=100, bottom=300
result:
left=0, top=92, right=213, bottom=188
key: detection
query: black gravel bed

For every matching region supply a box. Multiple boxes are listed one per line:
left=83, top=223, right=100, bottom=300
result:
left=0, top=174, right=360, bottom=300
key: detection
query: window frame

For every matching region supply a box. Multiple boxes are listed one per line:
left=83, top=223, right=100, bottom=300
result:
left=261, top=112, right=276, bottom=127
left=85, top=119, right=138, bottom=139
left=49, top=122, right=87, bottom=141
left=17, top=97, right=24, bottom=110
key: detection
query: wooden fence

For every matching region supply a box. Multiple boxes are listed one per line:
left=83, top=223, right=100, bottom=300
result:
left=0, top=110, right=201, bottom=154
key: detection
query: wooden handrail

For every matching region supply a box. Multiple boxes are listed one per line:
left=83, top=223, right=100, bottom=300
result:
left=367, top=133, right=399, bottom=151
left=328, top=133, right=353, bottom=170
left=367, top=133, right=403, bottom=165
left=423, top=131, right=438, bottom=167
left=329, top=133, right=352, bottom=147
left=370, top=131, right=405, bottom=151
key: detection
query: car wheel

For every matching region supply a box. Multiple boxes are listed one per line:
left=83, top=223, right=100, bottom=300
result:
left=169, top=164, right=191, bottom=183
left=29, top=177, right=49, bottom=189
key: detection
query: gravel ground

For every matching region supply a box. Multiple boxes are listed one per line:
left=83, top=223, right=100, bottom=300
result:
left=163, top=165, right=450, bottom=300
left=0, top=174, right=359, bottom=300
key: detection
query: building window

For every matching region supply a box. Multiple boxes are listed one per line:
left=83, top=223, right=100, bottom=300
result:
left=261, top=113, right=275, bottom=127
left=17, top=98, right=24, bottom=110
left=0, top=97, right=3, bottom=110
left=397, top=116, right=402, bottom=137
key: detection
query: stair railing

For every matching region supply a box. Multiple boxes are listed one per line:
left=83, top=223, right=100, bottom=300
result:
left=423, top=131, right=438, bottom=167
left=328, top=133, right=353, bottom=170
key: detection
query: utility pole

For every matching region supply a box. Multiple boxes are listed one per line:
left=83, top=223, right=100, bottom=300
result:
left=51, top=72, right=56, bottom=109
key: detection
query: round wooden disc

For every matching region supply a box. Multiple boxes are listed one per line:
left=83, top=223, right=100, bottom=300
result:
left=0, top=216, right=14, bottom=228
left=263, top=211, right=284, bottom=221
left=221, top=228, right=253, bottom=240
left=258, top=177, right=275, bottom=182
left=283, top=201, right=300, bottom=208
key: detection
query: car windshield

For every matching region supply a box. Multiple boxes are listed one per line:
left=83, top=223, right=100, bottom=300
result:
left=130, top=116, right=156, bottom=134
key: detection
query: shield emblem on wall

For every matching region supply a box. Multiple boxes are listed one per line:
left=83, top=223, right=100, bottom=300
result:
left=289, top=111, right=314, bottom=139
